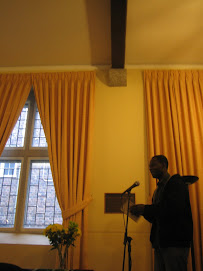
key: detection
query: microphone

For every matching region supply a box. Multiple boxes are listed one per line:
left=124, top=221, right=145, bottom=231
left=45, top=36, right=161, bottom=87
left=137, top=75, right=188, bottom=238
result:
left=121, top=181, right=140, bottom=195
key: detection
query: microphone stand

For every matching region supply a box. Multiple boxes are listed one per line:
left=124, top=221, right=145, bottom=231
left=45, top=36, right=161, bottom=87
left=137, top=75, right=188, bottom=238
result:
left=122, top=190, right=133, bottom=271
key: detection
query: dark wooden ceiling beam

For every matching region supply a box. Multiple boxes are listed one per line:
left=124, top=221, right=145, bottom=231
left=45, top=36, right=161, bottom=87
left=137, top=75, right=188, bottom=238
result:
left=111, top=0, right=127, bottom=69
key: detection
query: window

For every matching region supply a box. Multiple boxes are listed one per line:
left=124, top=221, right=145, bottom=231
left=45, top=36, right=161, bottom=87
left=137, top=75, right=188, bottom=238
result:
left=32, top=108, right=47, bottom=147
left=5, top=106, right=28, bottom=148
left=0, top=90, right=62, bottom=232
left=0, top=161, right=21, bottom=228
left=24, top=161, right=62, bottom=229
left=3, top=162, right=16, bottom=176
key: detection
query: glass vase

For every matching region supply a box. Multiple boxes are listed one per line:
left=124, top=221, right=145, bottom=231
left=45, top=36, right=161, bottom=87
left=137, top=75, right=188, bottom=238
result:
left=58, top=245, right=68, bottom=270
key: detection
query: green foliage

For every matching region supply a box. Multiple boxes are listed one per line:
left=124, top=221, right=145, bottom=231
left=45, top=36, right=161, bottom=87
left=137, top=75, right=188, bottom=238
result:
left=43, top=221, right=81, bottom=250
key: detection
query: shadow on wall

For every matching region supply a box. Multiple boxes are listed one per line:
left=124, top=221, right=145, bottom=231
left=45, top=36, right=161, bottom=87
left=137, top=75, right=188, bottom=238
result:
left=96, top=70, right=109, bottom=86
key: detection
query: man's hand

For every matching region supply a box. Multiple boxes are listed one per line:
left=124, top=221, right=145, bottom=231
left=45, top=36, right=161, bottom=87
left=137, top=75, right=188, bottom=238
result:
left=130, top=204, right=145, bottom=216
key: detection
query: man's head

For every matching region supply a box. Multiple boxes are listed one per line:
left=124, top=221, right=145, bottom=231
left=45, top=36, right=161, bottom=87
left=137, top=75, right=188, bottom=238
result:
left=149, top=155, right=168, bottom=180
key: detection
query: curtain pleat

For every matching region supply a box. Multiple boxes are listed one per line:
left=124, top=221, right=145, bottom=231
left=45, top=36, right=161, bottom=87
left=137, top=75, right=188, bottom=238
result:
left=0, top=73, right=31, bottom=155
left=144, top=70, right=203, bottom=271
left=32, top=71, right=95, bottom=269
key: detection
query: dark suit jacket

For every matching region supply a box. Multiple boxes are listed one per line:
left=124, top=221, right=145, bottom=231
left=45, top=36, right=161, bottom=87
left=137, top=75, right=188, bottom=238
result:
left=143, top=174, right=193, bottom=248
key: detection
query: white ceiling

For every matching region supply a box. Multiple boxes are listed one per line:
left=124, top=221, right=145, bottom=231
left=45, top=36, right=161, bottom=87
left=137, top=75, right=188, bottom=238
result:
left=0, top=0, right=203, bottom=68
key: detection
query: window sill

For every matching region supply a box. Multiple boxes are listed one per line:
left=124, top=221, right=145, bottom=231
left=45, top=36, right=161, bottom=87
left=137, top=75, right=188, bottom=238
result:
left=0, top=232, right=50, bottom=245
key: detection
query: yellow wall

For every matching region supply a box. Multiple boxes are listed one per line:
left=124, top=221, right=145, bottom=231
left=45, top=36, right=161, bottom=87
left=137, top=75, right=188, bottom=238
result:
left=0, top=244, right=57, bottom=269
left=87, top=69, right=151, bottom=271
left=0, top=69, right=152, bottom=271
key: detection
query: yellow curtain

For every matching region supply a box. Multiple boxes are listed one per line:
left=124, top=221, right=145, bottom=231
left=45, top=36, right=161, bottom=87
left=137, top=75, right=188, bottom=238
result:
left=32, top=71, right=95, bottom=269
left=0, top=73, right=31, bottom=155
left=144, top=70, right=203, bottom=271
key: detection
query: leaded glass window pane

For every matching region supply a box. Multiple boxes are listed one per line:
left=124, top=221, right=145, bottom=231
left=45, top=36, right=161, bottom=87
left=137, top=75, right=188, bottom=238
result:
left=24, top=161, right=62, bottom=228
left=32, top=108, right=48, bottom=147
left=5, top=106, right=28, bottom=147
left=0, top=161, right=21, bottom=227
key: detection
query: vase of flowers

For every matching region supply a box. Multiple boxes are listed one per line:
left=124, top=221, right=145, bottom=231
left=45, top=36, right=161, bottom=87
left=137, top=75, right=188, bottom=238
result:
left=43, top=221, right=81, bottom=270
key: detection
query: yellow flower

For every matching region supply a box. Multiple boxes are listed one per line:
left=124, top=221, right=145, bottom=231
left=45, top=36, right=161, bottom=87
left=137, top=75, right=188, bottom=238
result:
left=44, top=221, right=81, bottom=250
left=51, top=224, right=63, bottom=232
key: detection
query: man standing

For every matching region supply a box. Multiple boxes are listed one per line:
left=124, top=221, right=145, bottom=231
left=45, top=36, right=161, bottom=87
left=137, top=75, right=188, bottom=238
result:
left=130, top=155, right=193, bottom=271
